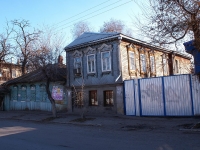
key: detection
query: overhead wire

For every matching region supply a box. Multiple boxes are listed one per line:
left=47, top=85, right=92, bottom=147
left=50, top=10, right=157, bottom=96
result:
left=54, top=0, right=123, bottom=30
left=55, top=0, right=134, bottom=32
left=51, top=0, right=112, bottom=27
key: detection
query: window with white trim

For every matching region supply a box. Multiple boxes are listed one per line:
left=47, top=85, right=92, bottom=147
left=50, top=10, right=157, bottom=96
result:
left=140, top=54, right=146, bottom=72
left=101, top=51, right=111, bottom=72
left=74, top=57, right=82, bottom=69
left=129, top=51, right=135, bottom=70
left=87, top=54, right=96, bottom=73
left=150, top=56, right=155, bottom=73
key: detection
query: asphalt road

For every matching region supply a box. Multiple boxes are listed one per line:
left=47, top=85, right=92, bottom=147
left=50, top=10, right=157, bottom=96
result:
left=0, top=119, right=200, bottom=150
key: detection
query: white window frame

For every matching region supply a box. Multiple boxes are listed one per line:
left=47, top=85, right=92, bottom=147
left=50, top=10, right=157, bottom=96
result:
left=74, top=57, right=82, bottom=69
left=140, top=54, right=146, bottom=72
left=87, top=54, right=96, bottom=73
left=129, top=51, right=135, bottom=70
left=150, top=56, right=155, bottom=73
left=101, top=51, right=111, bottom=72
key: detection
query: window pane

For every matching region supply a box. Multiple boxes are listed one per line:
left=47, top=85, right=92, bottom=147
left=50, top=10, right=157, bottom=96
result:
left=89, top=91, right=98, bottom=106
left=21, top=86, right=27, bottom=101
left=150, top=56, right=155, bottom=73
left=129, top=52, right=135, bottom=70
left=104, top=90, right=114, bottom=106
left=87, top=55, right=95, bottom=73
left=102, top=52, right=111, bottom=71
left=74, top=57, right=81, bottom=68
left=140, top=54, right=146, bottom=72
left=30, top=85, right=36, bottom=101
left=12, top=86, right=18, bottom=100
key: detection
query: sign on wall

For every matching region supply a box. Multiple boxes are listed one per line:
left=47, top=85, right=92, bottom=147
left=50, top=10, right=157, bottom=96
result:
left=52, top=86, right=63, bottom=100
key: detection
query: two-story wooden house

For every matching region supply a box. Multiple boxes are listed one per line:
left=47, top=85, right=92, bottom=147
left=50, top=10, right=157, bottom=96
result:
left=64, top=32, right=191, bottom=115
left=0, top=61, right=22, bottom=85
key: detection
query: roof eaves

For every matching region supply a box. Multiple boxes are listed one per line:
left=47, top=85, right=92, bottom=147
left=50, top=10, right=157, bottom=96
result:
left=64, top=34, right=121, bottom=51
left=120, top=34, right=191, bottom=59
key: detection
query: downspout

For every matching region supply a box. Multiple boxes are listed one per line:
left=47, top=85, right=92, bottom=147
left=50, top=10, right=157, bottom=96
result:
left=115, top=36, right=122, bottom=82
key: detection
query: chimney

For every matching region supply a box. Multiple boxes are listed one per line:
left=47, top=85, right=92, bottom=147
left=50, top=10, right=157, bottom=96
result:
left=58, top=55, right=63, bottom=64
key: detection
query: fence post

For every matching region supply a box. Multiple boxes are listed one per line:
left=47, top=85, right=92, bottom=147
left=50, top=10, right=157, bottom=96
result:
left=162, top=77, right=166, bottom=116
left=189, top=74, right=194, bottom=116
left=138, top=79, right=142, bottom=116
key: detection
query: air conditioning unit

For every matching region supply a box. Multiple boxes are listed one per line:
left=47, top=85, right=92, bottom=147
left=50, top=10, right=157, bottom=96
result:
left=74, top=68, right=81, bottom=75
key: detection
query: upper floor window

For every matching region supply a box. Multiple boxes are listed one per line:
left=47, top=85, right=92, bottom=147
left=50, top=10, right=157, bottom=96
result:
left=74, top=57, right=82, bottom=69
left=163, top=58, right=168, bottom=75
left=174, top=59, right=179, bottom=74
left=101, top=51, right=111, bottom=72
left=129, top=51, right=135, bottom=70
left=74, top=57, right=82, bottom=76
left=12, top=70, right=16, bottom=78
left=87, top=54, right=96, bottom=73
left=140, top=54, right=146, bottom=72
left=150, top=56, right=155, bottom=73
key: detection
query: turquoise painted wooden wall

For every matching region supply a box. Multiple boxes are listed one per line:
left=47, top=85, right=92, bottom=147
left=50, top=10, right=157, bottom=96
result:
left=4, top=81, right=68, bottom=111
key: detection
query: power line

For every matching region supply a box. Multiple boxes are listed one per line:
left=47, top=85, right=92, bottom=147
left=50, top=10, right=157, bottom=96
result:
left=54, top=0, right=123, bottom=30
left=51, top=0, right=112, bottom=27
left=55, top=0, right=134, bottom=32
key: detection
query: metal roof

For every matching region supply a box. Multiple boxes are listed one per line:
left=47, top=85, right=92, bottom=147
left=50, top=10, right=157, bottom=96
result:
left=64, top=32, right=191, bottom=59
left=65, top=32, right=120, bottom=50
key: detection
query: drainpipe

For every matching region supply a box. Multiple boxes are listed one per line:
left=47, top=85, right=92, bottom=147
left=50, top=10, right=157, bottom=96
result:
left=115, top=36, right=122, bottom=82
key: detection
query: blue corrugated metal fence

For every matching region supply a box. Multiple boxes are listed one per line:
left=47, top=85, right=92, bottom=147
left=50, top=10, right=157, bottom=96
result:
left=124, top=74, right=200, bottom=116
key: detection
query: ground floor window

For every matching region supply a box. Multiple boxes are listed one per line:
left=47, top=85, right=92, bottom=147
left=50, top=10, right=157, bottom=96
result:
left=104, top=90, right=114, bottom=106
left=89, top=90, right=98, bottom=106
left=74, top=91, right=84, bottom=107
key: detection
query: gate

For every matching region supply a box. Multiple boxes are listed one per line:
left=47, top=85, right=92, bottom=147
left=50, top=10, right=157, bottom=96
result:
left=124, top=74, right=198, bottom=116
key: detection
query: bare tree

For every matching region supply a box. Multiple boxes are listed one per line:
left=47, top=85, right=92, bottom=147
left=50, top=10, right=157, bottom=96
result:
left=42, top=61, right=66, bottom=118
left=99, top=18, right=133, bottom=36
left=12, top=19, right=41, bottom=75
left=0, top=22, right=13, bottom=62
left=28, top=25, right=65, bottom=71
left=30, top=26, right=66, bottom=118
left=135, top=0, right=200, bottom=50
left=71, top=21, right=93, bottom=39
left=72, top=77, right=86, bottom=119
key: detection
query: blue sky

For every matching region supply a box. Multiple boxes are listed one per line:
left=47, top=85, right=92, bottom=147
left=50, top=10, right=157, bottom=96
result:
left=0, top=0, right=147, bottom=44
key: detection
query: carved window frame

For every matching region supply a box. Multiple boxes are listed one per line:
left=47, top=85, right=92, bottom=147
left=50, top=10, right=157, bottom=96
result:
left=73, top=50, right=83, bottom=69
left=85, top=47, right=96, bottom=74
left=139, top=47, right=147, bottom=74
left=149, top=49, right=156, bottom=75
left=162, top=54, right=168, bottom=76
left=98, top=43, right=112, bottom=73
left=127, top=44, right=137, bottom=76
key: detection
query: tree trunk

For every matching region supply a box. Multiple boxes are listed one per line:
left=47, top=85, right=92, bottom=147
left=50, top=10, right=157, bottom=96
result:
left=22, top=60, right=26, bottom=75
left=45, top=78, right=57, bottom=118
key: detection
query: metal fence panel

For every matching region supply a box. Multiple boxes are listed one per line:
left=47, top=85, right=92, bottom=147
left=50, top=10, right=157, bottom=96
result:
left=140, top=77, right=164, bottom=116
left=191, top=75, right=200, bottom=115
left=124, top=80, right=136, bottom=115
left=164, top=75, right=192, bottom=116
